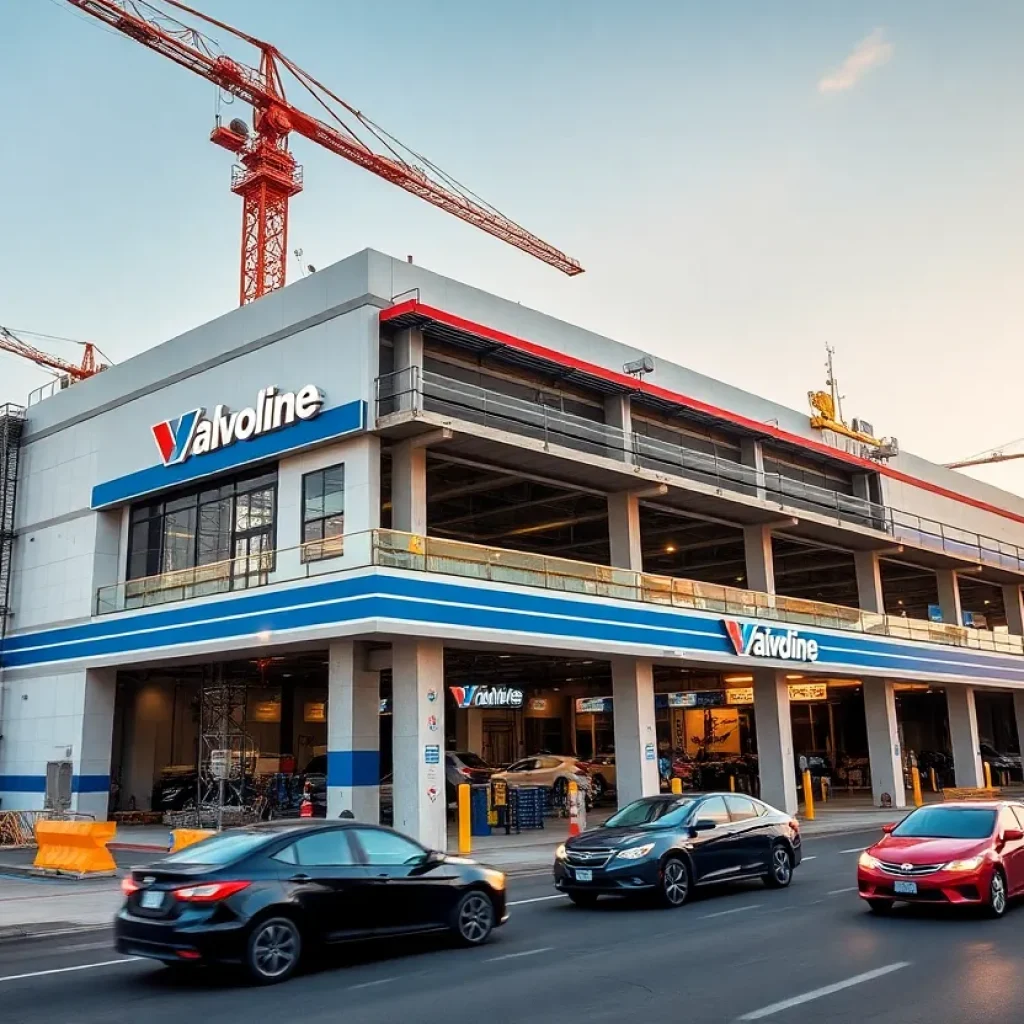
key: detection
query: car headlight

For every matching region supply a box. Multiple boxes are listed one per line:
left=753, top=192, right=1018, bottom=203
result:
left=555, top=843, right=567, bottom=860
left=484, top=869, right=506, bottom=891
left=858, top=852, right=881, bottom=871
left=615, top=843, right=655, bottom=860
left=944, top=856, right=984, bottom=872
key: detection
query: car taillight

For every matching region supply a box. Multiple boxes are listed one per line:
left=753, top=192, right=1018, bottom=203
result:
left=121, top=877, right=140, bottom=897
left=460, top=767, right=474, bottom=777
left=173, top=881, right=251, bottom=903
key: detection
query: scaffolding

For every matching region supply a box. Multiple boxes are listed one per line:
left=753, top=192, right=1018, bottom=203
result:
left=0, top=404, right=25, bottom=628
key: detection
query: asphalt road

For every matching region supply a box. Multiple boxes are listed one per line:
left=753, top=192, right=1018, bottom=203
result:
left=1, top=829, right=1022, bottom=1024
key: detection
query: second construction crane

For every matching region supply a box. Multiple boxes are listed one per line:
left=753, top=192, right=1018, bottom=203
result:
left=66, top=0, right=584, bottom=306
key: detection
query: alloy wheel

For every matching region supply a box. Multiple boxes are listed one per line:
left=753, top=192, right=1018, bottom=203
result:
left=458, top=893, right=494, bottom=944
left=252, top=921, right=299, bottom=979
left=662, top=859, right=688, bottom=906
left=773, top=847, right=792, bottom=886
left=990, top=872, right=1007, bottom=917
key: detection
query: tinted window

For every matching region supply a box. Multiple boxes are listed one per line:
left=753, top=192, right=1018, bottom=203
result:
left=284, top=830, right=358, bottom=867
left=725, top=795, right=758, bottom=822
left=162, top=831, right=269, bottom=866
left=892, top=807, right=996, bottom=840
left=604, top=798, right=696, bottom=828
left=508, top=760, right=533, bottom=772
left=454, top=752, right=489, bottom=769
left=352, top=828, right=426, bottom=865
left=539, top=757, right=562, bottom=769
left=696, top=796, right=730, bottom=826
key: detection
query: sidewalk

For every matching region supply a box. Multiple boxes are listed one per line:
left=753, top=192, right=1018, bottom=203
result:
left=0, top=802, right=899, bottom=939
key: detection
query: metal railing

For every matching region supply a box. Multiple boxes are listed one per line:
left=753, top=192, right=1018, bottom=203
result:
left=375, top=368, right=1024, bottom=574
left=94, top=528, right=1024, bottom=658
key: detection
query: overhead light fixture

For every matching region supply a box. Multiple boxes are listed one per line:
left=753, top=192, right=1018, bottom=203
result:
left=786, top=674, right=803, bottom=680
left=724, top=674, right=753, bottom=684
left=665, top=544, right=677, bottom=554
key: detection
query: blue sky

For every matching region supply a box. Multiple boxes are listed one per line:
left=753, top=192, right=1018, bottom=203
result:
left=2, top=2, right=1023, bottom=488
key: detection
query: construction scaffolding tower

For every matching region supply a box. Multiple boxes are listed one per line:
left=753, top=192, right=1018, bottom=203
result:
left=0, top=404, right=25, bottom=630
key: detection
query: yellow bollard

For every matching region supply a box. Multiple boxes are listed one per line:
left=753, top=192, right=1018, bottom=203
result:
left=984, top=761, right=993, bottom=790
left=929, top=767, right=938, bottom=793
left=170, top=828, right=216, bottom=853
left=911, top=766, right=923, bottom=807
left=670, top=777, right=682, bottom=795
left=458, top=784, right=472, bottom=856
left=728, top=774, right=736, bottom=792
left=33, top=820, right=116, bottom=877
left=802, top=769, right=815, bottom=821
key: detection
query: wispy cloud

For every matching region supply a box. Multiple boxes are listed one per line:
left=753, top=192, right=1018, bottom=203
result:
left=818, top=29, right=893, bottom=94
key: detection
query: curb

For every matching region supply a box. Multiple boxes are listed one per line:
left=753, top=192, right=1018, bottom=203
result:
left=0, top=922, right=111, bottom=944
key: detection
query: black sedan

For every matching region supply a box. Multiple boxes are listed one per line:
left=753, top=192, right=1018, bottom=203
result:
left=116, top=820, right=508, bottom=984
left=554, top=792, right=801, bottom=908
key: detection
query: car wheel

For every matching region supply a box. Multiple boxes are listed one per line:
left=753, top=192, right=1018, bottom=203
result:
left=568, top=891, right=599, bottom=908
left=657, top=856, right=690, bottom=908
left=867, top=898, right=894, bottom=915
left=245, top=916, right=302, bottom=984
left=591, top=776, right=606, bottom=803
left=764, top=843, right=793, bottom=889
left=986, top=869, right=1008, bottom=919
left=451, top=890, right=495, bottom=946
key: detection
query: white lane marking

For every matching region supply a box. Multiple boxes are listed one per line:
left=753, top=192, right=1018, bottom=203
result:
left=736, top=962, right=911, bottom=1020
left=801, top=856, right=817, bottom=862
left=827, top=886, right=859, bottom=896
left=485, top=947, right=553, bottom=963
left=0, top=958, right=141, bottom=984
left=348, top=977, right=399, bottom=990
left=841, top=847, right=867, bottom=854
left=699, top=904, right=762, bottom=920
left=508, top=894, right=567, bottom=906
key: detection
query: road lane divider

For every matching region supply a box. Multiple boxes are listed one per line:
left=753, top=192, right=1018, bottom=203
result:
left=508, top=894, right=567, bottom=906
left=485, top=947, right=553, bottom=963
left=699, top=904, right=762, bottom=920
left=0, top=958, right=142, bottom=985
left=735, top=962, right=910, bottom=1020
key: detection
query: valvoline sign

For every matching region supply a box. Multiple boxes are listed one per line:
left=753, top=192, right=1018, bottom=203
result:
left=722, top=619, right=820, bottom=663
left=151, top=385, right=322, bottom=466
left=449, top=685, right=525, bottom=709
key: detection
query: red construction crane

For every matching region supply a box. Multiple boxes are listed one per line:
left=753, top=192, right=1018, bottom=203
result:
left=0, top=326, right=107, bottom=381
left=66, top=0, right=584, bottom=306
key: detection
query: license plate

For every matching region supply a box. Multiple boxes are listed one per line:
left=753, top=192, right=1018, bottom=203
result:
left=574, top=868, right=593, bottom=882
left=894, top=881, right=918, bottom=895
left=139, top=890, right=165, bottom=909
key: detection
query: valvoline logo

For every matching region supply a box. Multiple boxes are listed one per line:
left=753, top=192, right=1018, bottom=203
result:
left=722, top=619, right=819, bottom=663
left=449, top=685, right=524, bottom=709
left=151, top=409, right=202, bottom=467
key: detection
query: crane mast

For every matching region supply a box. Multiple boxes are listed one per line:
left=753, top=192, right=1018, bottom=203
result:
left=66, top=0, right=584, bottom=306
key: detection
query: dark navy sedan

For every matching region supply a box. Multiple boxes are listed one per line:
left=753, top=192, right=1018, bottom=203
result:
left=554, top=793, right=801, bottom=907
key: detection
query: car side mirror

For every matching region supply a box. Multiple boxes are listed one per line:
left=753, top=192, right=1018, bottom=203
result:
left=1002, top=829, right=1024, bottom=842
left=881, top=823, right=896, bottom=834
left=692, top=819, right=717, bottom=833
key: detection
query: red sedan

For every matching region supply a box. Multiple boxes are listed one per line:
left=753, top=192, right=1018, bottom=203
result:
left=857, top=801, right=1024, bottom=917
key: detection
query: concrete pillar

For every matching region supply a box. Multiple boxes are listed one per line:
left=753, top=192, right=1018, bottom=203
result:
left=1002, top=585, right=1024, bottom=636
left=455, top=709, right=484, bottom=755
left=852, top=474, right=872, bottom=502
left=392, top=639, right=446, bottom=850
left=77, top=669, right=117, bottom=820
left=937, top=570, right=963, bottom=626
left=1013, top=692, right=1024, bottom=763
left=862, top=679, right=905, bottom=808
left=391, top=440, right=427, bottom=535
left=604, top=395, right=634, bottom=463
left=854, top=551, right=886, bottom=614
left=946, top=685, right=984, bottom=787
left=607, top=491, right=643, bottom=571
left=327, top=640, right=380, bottom=822
left=753, top=670, right=798, bottom=814
left=125, top=682, right=171, bottom=812
left=743, top=524, right=775, bottom=594
left=739, top=438, right=767, bottom=500
left=610, top=657, right=659, bottom=806
left=393, top=327, right=424, bottom=414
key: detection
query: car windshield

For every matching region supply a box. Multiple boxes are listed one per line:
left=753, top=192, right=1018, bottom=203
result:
left=891, top=807, right=997, bottom=840
left=161, top=830, right=270, bottom=865
left=455, top=752, right=489, bottom=769
left=603, top=798, right=696, bottom=828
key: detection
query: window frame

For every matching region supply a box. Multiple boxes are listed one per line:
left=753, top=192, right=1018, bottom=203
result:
left=300, top=462, right=346, bottom=563
left=724, top=795, right=759, bottom=822
left=275, top=828, right=360, bottom=868
left=695, top=796, right=730, bottom=827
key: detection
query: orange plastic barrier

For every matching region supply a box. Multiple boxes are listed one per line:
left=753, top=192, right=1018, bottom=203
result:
left=32, top=820, right=117, bottom=876
left=170, top=828, right=216, bottom=853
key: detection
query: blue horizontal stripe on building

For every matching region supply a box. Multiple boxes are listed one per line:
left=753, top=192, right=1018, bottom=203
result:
left=327, top=751, right=380, bottom=788
left=4, top=570, right=1024, bottom=685
left=90, top=400, right=366, bottom=509
left=0, top=775, right=109, bottom=793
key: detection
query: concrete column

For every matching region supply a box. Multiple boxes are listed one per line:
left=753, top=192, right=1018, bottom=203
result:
left=77, top=669, right=117, bottom=819
left=455, top=709, right=484, bottom=755
left=852, top=474, right=872, bottom=502
left=327, top=640, right=380, bottom=822
left=1002, top=585, right=1024, bottom=636
left=607, top=491, right=643, bottom=571
left=610, top=657, right=659, bottom=806
left=392, top=639, right=447, bottom=850
left=936, top=570, right=963, bottom=626
left=391, top=440, right=427, bottom=535
left=393, top=327, right=424, bottom=414
left=743, top=524, right=775, bottom=594
left=854, top=551, right=886, bottom=614
left=753, top=670, right=798, bottom=814
left=124, top=682, right=172, bottom=812
left=739, top=438, right=767, bottom=500
left=862, top=679, right=905, bottom=808
left=604, top=395, right=634, bottom=463
left=946, top=685, right=984, bottom=787
left=1013, top=692, right=1024, bottom=763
